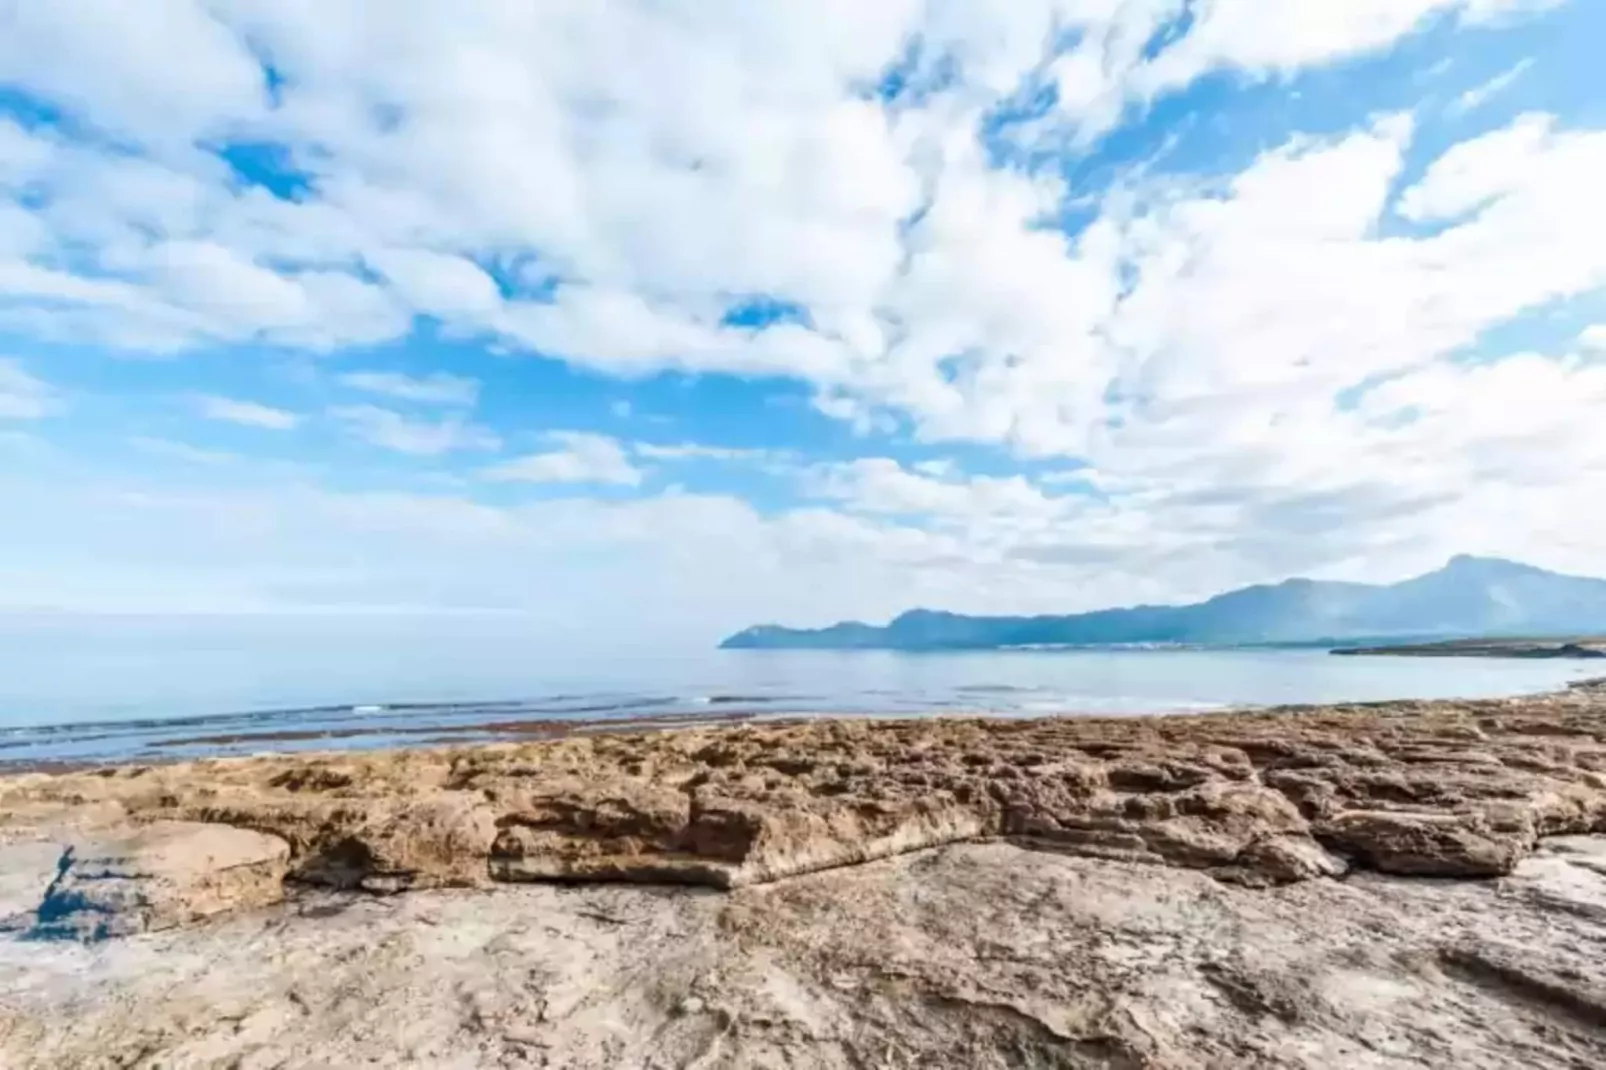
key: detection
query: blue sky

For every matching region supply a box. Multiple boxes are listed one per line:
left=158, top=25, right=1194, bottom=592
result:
left=3, top=0, right=1606, bottom=645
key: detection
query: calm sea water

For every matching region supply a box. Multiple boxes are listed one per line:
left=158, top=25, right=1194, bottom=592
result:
left=0, top=618, right=1597, bottom=766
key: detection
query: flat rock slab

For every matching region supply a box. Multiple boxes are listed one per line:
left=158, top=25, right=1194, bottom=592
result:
left=7, top=839, right=1606, bottom=1069
left=30, top=821, right=290, bottom=940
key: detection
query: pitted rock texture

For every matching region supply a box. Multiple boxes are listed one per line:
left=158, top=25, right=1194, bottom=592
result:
left=4, top=680, right=1606, bottom=912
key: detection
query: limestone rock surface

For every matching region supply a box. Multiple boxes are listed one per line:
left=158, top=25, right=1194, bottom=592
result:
left=4, top=683, right=1606, bottom=1065
left=4, top=681, right=1606, bottom=913
left=4, top=836, right=1606, bottom=1068
left=28, top=821, right=290, bottom=939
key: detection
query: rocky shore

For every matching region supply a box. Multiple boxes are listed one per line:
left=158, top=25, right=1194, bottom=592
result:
left=5, top=680, right=1606, bottom=1067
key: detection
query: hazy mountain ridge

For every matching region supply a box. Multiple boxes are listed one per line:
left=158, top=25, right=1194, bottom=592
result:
left=720, top=556, right=1606, bottom=651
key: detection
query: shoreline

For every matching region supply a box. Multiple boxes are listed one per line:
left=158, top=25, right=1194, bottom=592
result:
left=8, top=678, right=1606, bottom=1066
left=7, top=674, right=1606, bottom=886
left=0, top=708, right=779, bottom=776
left=1334, top=637, right=1606, bottom=658
left=7, top=673, right=1604, bottom=777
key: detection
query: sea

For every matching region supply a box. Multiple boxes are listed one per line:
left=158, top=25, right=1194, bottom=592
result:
left=1, top=617, right=1599, bottom=768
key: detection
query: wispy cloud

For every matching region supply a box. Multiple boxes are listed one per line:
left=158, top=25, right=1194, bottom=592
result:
left=483, top=432, right=642, bottom=486
left=1450, top=57, right=1534, bottom=114
left=634, top=442, right=784, bottom=463
left=338, top=370, right=481, bottom=407
left=195, top=395, right=300, bottom=431
left=0, top=358, right=57, bottom=420
left=807, top=458, right=1068, bottom=523
left=330, top=405, right=500, bottom=456
left=128, top=436, right=241, bottom=466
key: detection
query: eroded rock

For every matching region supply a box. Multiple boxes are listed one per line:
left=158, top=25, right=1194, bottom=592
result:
left=1321, top=809, right=1533, bottom=877
left=31, top=821, right=290, bottom=939
left=4, top=682, right=1606, bottom=932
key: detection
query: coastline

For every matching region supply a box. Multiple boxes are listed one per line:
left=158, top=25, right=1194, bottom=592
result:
left=4, top=674, right=1605, bottom=903
left=0, top=708, right=778, bottom=776
left=6, top=677, right=1606, bottom=1067
left=4, top=651, right=1596, bottom=774
left=1333, top=638, right=1606, bottom=658
left=5, top=671, right=1604, bottom=776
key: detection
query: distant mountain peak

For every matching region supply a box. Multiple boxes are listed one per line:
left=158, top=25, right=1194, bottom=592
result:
left=1439, top=554, right=1553, bottom=579
left=719, top=556, right=1606, bottom=651
left=1446, top=553, right=1507, bottom=568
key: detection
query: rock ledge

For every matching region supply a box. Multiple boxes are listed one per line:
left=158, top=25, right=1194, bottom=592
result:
left=5, top=682, right=1606, bottom=935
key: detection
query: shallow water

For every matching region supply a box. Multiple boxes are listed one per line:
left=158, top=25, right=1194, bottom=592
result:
left=0, top=617, right=1597, bottom=765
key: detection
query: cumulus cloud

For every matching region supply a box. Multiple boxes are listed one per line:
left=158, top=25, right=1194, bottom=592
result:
left=367, top=250, right=504, bottom=319
left=1, top=0, right=1572, bottom=386
left=483, top=433, right=643, bottom=487
left=0, top=0, right=1601, bottom=626
left=1067, top=113, right=1606, bottom=552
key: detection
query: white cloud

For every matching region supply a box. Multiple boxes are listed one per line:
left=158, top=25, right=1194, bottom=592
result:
left=0, top=358, right=56, bottom=420
left=483, top=432, right=643, bottom=487
left=1136, top=0, right=1552, bottom=96
left=368, top=250, right=503, bottom=319
left=1, top=0, right=1568, bottom=375
left=1581, top=325, right=1606, bottom=351
left=911, top=459, right=958, bottom=479
left=195, top=395, right=300, bottom=430
left=338, top=370, right=480, bottom=407
left=797, top=457, right=1126, bottom=577
left=1450, top=57, right=1534, bottom=113
left=7, top=406, right=1601, bottom=639
left=1424, top=106, right=1593, bottom=226
left=634, top=442, right=782, bottom=463
left=1088, top=113, right=1606, bottom=453
left=1, top=1, right=1604, bottom=625
left=144, top=243, right=409, bottom=351
left=0, top=474, right=957, bottom=631
left=0, top=1, right=266, bottom=148
left=330, top=405, right=500, bottom=456
left=0, top=442, right=1147, bottom=632
left=809, top=458, right=1067, bottom=523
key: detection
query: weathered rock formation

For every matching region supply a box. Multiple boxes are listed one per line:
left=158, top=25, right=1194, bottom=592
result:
left=5, top=679, right=1606, bottom=936
left=31, top=821, right=290, bottom=939
left=7, top=683, right=1606, bottom=1067
left=7, top=836, right=1606, bottom=1068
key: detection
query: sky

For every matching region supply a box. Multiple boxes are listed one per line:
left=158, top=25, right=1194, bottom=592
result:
left=3, top=0, right=1606, bottom=648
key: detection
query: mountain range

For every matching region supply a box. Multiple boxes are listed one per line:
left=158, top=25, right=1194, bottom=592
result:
left=719, top=556, right=1606, bottom=651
